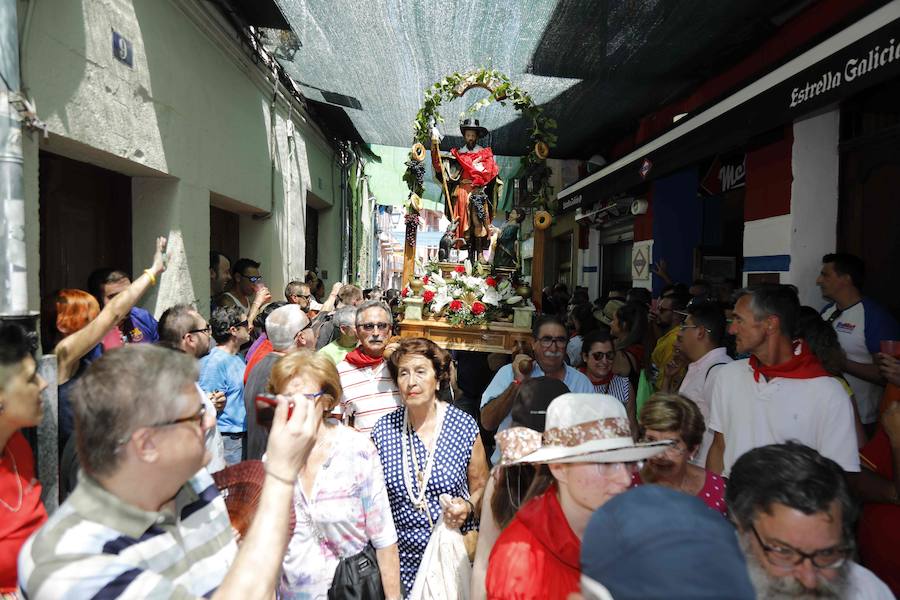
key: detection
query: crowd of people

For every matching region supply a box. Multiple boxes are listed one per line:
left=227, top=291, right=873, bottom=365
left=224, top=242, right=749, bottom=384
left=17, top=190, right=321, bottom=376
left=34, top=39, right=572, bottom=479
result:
left=1, top=239, right=898, bottom=599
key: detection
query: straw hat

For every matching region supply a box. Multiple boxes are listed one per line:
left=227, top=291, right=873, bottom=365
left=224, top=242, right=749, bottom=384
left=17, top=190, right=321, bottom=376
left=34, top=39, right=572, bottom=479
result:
left=513, top=393, right=670, bottom=464
left=595, top=299, right=626, bottom=326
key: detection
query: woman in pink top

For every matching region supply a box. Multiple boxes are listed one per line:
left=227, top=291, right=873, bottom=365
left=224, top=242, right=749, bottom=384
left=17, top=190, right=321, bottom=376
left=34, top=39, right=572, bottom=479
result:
left=633, top=393, right=727, bottom=516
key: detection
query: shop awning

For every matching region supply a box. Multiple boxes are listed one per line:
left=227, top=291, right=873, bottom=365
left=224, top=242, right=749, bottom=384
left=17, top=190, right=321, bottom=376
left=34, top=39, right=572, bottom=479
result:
left=559, top=1, right=900, bottom=209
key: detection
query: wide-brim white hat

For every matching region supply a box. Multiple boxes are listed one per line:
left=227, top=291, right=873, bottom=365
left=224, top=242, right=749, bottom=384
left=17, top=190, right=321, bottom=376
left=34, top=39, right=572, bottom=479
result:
left=513, top=393, right=670, bottom=464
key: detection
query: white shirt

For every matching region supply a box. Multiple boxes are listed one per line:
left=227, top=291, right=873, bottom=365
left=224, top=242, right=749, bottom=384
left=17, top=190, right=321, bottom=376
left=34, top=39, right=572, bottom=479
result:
left=847, top=562, right=895, bottom=599
left=821, top=300, right=898, bottom=424
left=678, top=347, right=732, bottom=467
left=708, top=359, right=860, bottom=477
left=336, top=360, right=402, bottom=433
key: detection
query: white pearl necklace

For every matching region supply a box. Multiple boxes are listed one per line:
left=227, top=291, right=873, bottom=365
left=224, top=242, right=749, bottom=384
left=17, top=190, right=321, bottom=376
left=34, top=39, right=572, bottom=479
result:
left=401, top=403, right=445, bottom=524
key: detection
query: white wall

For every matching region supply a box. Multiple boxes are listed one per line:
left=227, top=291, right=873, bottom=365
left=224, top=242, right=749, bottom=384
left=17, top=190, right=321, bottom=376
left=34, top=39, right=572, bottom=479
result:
left=787, top=108, right=840, bottom=307
left=18, top=0, right=339, bottom=317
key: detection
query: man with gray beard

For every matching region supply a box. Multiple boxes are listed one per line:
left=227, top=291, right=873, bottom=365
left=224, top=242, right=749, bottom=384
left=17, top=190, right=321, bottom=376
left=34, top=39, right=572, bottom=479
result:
left=727, top=443, right=892, bottom=599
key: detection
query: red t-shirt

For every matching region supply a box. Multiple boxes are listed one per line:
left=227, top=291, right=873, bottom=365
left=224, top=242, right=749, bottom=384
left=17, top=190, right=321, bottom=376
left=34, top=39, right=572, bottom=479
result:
left=0, top=432, right=48, bottom=592
left=857, top=428, right=900, bottom=597
left=244, top=338, right=274, bottom=384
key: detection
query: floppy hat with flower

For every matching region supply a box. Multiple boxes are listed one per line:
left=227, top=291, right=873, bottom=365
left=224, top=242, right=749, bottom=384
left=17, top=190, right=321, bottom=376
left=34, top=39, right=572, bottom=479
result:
left=511, top=393, right=671, bottom=464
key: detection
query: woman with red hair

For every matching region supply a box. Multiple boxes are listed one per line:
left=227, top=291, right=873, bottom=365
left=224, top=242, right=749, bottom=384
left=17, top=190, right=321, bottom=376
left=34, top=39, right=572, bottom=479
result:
left=45, top=237, right=168, bottom=451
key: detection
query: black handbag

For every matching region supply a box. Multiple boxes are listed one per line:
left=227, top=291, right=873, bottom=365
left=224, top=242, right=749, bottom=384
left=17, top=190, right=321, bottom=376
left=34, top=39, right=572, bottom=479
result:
left=300, top=501, right=385, bottom=600
left=327, top=543, right=385, bottom=600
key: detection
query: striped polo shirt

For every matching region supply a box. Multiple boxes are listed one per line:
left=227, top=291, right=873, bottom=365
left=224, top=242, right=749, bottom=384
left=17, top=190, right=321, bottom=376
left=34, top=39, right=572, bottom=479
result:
left=336, top=359, right=402, bottom=433
left=18, top=469, right=236, bottom=599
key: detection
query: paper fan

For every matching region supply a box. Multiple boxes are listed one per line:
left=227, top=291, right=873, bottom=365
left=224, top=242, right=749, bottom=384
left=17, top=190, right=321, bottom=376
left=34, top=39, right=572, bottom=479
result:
left=212, top=460, right=295, bottom=537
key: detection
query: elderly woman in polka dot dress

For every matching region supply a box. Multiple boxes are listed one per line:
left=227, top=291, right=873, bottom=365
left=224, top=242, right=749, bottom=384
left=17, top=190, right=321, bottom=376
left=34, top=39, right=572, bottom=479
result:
left=371, top=338, right=489, bottom=595
left=632, top=393, right=727, bottom=516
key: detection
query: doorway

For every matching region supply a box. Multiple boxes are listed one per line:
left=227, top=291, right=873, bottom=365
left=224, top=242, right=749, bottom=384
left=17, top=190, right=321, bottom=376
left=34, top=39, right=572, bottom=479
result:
left=840, top=78, right=900, bottom=317
left=210, top=205, right=240, bottom=265
left=39, top=152, right=132, bottom=301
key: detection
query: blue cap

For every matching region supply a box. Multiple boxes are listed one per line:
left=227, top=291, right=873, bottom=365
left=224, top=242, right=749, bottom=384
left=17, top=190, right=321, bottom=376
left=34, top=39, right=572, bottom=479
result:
left=581, top=485, right=755, bottom=600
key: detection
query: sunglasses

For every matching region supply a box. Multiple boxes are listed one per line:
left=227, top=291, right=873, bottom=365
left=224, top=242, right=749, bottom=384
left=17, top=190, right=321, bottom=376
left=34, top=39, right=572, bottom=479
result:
left=232, top=320, right=249, bottom=330
left=589, top=350, right=616, bottom=361
left=241, top=274, right=263, bottom=283
left=359, top=322, right=391, bottom=332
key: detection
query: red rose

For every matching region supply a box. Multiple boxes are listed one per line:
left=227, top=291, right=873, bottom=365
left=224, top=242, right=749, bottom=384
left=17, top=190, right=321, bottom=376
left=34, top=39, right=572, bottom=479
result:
left=485, top=276, right=497, bottom=287
left=422, top=275, right=429, bottom=285
left=401, top=287, right=409, bottom=298
left=423, top=290, right=435, bottom=303
left=455, top=265, right=466, bottom=273
left=471, top=301, right=486, bottom=315
left=449, top=300, right=464, bottom=312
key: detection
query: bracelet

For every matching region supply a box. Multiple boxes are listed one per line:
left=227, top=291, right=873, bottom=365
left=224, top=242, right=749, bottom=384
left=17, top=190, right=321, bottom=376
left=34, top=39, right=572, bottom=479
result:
left=463, top=498, right=476, bottom=517
left=264, top=466, right=295, bottom=486
left=143, top=269, right=157, bottom=286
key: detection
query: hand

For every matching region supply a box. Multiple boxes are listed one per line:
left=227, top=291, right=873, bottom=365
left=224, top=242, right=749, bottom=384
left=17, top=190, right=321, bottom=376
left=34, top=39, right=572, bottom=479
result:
left=882, top=401, right=900, bottom=447
left=442, top=497, right=471, bottom=529
left=512, top=353, right=533, bottom=381
left=330, top=281, right=344, bottom=296
left=383, top=341, right=400, bottom=361
left=252, top=286, right=272, bottom=308
left=264, top=394, right=320, bottom=481
left=876, top=353, right=900, bottom=387
left=209, top=391, right=227, bottom=413
left=150, top=236, right=167, bottom=276
left=651, top=258, right=668, bottom=278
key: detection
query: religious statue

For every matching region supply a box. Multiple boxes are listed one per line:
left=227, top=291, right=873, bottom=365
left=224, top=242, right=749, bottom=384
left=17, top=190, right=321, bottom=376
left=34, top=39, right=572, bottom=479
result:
left=432, top=118, right=501, bottom=262
left=492, top=208, right=524, bottom=269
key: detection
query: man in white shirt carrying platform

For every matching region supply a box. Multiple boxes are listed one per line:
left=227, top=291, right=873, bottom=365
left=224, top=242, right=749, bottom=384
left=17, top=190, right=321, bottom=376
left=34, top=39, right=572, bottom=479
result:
left=817, top=252, right=900, bottom=436
left=706, top=284, right=859, bottom=478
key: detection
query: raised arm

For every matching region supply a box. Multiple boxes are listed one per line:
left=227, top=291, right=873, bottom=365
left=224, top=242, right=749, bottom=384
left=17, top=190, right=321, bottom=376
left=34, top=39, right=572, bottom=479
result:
left=55, top=237, right=167, bottom=383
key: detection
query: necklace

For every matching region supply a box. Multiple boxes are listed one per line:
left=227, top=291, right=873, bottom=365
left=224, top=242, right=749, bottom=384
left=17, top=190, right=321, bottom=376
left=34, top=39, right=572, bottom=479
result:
left=401, top=403, right=445, bottom=522
left=1, top=445, right=24, bottom=513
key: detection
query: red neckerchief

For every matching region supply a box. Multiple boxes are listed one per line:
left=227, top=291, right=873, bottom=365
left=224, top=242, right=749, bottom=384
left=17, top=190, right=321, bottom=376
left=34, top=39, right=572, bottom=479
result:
left=581, top=366, right=613, bottom=387
left=344, top=347, right=383, bottom=369
left=749, top=340, right=830, bottom=382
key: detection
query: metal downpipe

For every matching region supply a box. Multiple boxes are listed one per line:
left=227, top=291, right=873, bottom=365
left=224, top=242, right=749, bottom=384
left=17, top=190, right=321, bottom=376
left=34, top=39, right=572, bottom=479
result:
left=0, top=0, right=29, bottom=320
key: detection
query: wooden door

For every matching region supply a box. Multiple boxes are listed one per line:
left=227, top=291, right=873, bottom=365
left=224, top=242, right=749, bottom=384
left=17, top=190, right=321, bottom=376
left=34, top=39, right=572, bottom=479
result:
left=39, top=152, right=132, bottom=301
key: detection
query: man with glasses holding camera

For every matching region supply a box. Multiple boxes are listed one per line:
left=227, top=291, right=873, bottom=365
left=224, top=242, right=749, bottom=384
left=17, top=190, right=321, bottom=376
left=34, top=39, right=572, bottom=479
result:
left=199, top=307, right=251, bottom=465
left=480, top=315, right=592, bottom=465
left=336, top=300, right=403, bottom=433
left=728, top=443, right=892, bottom=598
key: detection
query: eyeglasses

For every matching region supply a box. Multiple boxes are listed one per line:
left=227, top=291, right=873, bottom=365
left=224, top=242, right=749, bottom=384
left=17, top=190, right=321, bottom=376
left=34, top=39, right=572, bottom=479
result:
left=188, top=325, right=211, bottom=336
left=589, top=350, right=616, bottom=361
left=242, top=274, right=263, bottom=283
left=154, top=403, right=207, bottom=429
left=232, top=320, right=249, bottom=329
left=594, top=461, right=644, bottom=475
left=639, top=436, right=688, bottom=455
left=749, top=524, right=850, bottom=570
left=359, top=322, right=391, bottom=332
left=298, top=391, right=325, bottom=401
left=679, top=324, right=711, bottom=333
left=537, top=336, right=568, bottom=348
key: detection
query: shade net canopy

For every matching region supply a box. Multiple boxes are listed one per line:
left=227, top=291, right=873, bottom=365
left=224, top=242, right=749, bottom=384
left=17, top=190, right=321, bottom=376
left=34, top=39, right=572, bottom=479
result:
left=267, top=0, right=810, bottom=158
